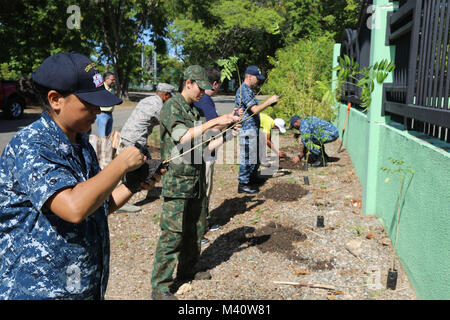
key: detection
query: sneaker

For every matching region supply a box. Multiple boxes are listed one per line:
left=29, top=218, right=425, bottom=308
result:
left=151, top=291, right=178, bottom=300
left=117, top=203, right=141, bottom=213
left=201, top=237, right=210, bottom=245
left=208, top=224, right=221, bottom=232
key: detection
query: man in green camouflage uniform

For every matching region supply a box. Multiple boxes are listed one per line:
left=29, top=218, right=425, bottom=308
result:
left=151, top=65, right=236, bottom=300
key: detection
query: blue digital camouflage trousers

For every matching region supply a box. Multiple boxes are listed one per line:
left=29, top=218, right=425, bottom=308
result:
left=238, top=128, right=265, bottom=185
left=151, top=196, right=208, bottom=294
left=299, top=116, right=339, bottom=155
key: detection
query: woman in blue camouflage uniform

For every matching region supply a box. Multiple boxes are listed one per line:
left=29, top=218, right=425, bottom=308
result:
left=0, top=52, right=161, bottom=299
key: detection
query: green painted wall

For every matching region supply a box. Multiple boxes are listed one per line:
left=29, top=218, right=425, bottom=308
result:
left=334, top=103, right=369, bottom=191
left=375, top=123, right=450, bottom=299
left=334, top=101, right=450, bottom=299
left=331, top=0, right=450, bottom=299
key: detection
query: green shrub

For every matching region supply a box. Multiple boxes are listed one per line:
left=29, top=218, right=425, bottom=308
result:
left=261, top=36, right=335, bottom=122
left=0, top=63, right=21, bottom=80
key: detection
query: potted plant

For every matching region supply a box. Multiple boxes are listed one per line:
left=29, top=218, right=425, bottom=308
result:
left=299, top=132, right=320, bottom=185
left=315, top=125, right=329, bottom=168
left=380, top=158, right=414, bottom=290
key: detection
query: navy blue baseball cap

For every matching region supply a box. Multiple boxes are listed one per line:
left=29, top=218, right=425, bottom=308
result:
left=289, top=115, right=300, bottom=129
left=32, top=51, right=122, bottom=107
left=245, top=65, right=265, bottom=81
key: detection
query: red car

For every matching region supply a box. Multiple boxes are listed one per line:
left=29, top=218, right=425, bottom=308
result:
left=0, top=80, right=27, bottom=120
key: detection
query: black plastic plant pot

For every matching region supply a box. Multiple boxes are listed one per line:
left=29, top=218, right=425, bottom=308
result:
left=316, top=215, right=324, bottom=228
left=304, top=176, right=310, bottom=185
left=386, top=269, right=398, bottom=290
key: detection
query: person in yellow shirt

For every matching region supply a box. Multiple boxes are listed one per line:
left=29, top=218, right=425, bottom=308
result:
left=259, top=113, right=287, bottom=160
left=96, top=72, right=116, bottom=136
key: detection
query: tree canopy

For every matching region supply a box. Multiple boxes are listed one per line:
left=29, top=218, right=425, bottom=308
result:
left=0, top=0, right=91, bottom=77
left=0, top=0, right=362, bottom=97
left=169, top=0, right=361, bottom=79
left=0, top=0, right=179, bottom=97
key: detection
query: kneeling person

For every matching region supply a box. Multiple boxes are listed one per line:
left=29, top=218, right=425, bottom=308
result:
left=289, top=115, right=338, bottom=167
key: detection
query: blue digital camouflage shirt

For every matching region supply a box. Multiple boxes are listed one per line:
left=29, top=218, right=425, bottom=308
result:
left=299, top=116, right=339, bottom=155
left=235, top=82, right=260, bottom=131
left=0, top=112, right=109, bottom=300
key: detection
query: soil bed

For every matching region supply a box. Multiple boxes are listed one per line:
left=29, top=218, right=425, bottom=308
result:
left=258, top=183, right=308, bottom=202
left=278, top=158, right=305, bottom=170
left=249, top=222, right=307, bottom=261
left=105, top=131, right=417, bottom=300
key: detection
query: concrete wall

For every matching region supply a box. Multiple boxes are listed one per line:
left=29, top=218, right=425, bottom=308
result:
left=332, top=0, right=450, bottom=299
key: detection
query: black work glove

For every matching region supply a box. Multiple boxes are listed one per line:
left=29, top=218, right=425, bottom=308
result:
left=123, top=158, right=168, bottom=194
left=133, top=142, right=151, bottom=158
left=122, top=143, right=167, bottom=194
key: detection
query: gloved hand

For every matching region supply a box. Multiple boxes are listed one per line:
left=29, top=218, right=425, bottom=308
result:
left=133, top=142, right=151, bottom=158
left=122, top=143, right=167, bottom=194
left=123, top=159, right=167, bottom=193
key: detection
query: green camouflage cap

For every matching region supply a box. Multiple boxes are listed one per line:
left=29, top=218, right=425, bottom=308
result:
left=183, top=65, right=213, bottom=90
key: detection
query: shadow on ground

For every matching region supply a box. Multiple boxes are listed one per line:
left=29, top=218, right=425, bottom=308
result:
left=171, top=225, right=269, bottom=292
left=209, top=195, right=265, bottom=227
left=134, top=187, right=162, bottom=206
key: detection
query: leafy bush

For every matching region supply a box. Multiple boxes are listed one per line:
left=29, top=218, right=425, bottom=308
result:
left=334, top=55, right=395, bottom=110
left=0, top=63, right=21, bottom=80
left=261, top=35, right=335, bottom=122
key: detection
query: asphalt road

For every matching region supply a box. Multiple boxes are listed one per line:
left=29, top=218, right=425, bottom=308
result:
left=90, top=95, right=237, bottom=135
left=0, top=95, right=238, bottom=153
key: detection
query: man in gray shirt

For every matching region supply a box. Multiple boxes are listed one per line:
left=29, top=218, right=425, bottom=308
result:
left=119, top=83, right=174, bottom=153
left=116, top=83, right=174, bottom=213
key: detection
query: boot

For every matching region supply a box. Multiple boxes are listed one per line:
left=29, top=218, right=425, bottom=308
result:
left=249, top=175, right=268, bottom=185
left=311, top=156, right=327, bottom=168
left=238, top=183, right=259, bottom=194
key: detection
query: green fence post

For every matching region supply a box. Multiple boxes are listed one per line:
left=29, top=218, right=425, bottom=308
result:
left=331, top=44, right=341, bottom=95
left=362, top=0, right=396, bottom=214
left=331, top=44, right=342, bottom=122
